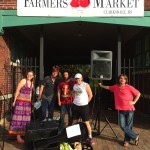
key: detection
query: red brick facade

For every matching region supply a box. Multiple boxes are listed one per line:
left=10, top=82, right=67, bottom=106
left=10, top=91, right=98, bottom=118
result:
left=0, top=36, right=11, bottom=120
left=0, top=0, right=16, bottom=10
left=0, top=0, right=150, bottom=10
left=145, top=0, right=150, bottom=10
left=0, top=36, right=11, bottom=95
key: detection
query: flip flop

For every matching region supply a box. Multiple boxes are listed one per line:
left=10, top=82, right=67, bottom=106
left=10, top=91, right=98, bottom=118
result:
left=16, top=139, right=25, bottom=143
left=123, top=142, right=129, bottom=147
left=135, top=134, right=139, bottom=146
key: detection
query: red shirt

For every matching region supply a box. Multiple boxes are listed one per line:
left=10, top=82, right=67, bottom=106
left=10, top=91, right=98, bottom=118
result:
left=57, top=80, right=75, bottom=104
left=109, top=84, right=140, bottom=110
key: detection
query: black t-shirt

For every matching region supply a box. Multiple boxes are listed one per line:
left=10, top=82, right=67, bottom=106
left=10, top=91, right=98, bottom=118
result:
left=42, top=76, right=60, bottom=100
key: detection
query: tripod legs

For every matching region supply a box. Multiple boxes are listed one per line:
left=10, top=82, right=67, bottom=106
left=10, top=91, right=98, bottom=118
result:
left=93, top=110, right=118, bottom=138
left=92, top=110, right=100, bottom=135
left=100, top=111, right=118, bottom=138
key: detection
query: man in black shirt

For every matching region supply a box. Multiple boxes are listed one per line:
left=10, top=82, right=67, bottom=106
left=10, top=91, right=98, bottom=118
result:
left=38, top=66, right=60, bottom=121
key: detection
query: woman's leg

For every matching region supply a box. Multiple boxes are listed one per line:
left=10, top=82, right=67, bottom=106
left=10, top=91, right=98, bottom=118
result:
left=17, top=134, right=24, bottom=143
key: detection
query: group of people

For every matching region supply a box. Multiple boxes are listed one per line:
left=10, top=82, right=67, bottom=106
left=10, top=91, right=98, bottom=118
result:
left=8, top=67, right=95, bottom=145
left=8, top=66, right=141, bottom=148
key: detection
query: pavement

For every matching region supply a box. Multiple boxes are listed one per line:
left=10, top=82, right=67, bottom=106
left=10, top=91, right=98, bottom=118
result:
left=0, top=108, right=150, bottom=150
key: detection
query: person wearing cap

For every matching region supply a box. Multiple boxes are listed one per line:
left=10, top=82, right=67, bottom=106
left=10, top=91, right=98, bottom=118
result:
left=57, top=71, right=75, bottom=131
left=72, top=73, right=95, bottom=145
left=38, top=66, right=60, bottom=121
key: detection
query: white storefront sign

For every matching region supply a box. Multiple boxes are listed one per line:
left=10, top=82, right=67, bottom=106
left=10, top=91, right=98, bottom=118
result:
left=17, top=0, right=144, bottom=17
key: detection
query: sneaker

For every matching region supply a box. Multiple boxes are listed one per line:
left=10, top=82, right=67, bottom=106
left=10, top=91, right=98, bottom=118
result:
left=48, top=118, right=52, bottom=121
left=42, top=118, right=47, bottom=121
left=53, top=116, right=60, bottom=120
left=87, top=138, right=96, bottom=145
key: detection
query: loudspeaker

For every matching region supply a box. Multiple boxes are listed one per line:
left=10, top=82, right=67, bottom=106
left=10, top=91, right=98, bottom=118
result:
left=91, top=50, right=112, bottom=80
left=25, top=121, right=59, bottom=149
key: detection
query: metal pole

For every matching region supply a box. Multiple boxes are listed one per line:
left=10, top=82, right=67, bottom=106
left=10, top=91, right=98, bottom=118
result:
left=129, top=58, right=131, bottom=84
left=40, top=25, right=44, bottom=80
left=117, top=26, right=121, bottom=76
left=117, top=26, right=122, bottom=125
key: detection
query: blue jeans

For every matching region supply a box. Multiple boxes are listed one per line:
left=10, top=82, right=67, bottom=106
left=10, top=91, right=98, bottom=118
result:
left=119, top=110, right=137, bottom=143
left=40, top=98, right=55, bottom=121
left=59, top=104, right=72, bottom=130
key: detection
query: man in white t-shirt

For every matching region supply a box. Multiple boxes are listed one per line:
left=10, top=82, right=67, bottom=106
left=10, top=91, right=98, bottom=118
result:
left=72, top=73, right=95, bottom=145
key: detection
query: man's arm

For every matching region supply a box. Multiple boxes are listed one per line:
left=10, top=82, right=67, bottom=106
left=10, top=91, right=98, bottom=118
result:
left=38, top=85, right=44, bottom=100
left=86, top=84, right=93, bottom=102
left=58, top=89, right=61, bottom=106
left=130, top=92, right=141, bottom=105
left=99, top=83, right=110, bottom=90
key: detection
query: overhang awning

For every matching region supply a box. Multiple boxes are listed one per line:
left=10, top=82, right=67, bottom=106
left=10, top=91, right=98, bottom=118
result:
left=0, top=10, right=150, bottom=34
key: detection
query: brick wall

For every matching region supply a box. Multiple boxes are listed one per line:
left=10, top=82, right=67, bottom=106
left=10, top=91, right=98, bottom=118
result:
left=0, top=28, right=38, bottom=120
left=0, top=0, right=150, bottom=10
left=0, top=35, right=11, bottom=120
left=0, top=0, right=16, bottom=10
left=0, top=35, right=11, bottom=95
left=145, top=0, right=150, bottom=10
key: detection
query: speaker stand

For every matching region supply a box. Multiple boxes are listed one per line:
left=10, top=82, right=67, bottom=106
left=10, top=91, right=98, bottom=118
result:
left=91, top=96, right=118, bottom=138
left=94, top=110, right=118, bottom=138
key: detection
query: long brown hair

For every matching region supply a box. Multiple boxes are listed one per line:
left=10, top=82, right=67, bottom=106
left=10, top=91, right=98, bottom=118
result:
left=118, top=74, right=128, bottom=84
left=27, top=71, right=35, bottom=84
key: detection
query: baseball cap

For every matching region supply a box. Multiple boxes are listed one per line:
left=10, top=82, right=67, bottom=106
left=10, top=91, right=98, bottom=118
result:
left=52, top=66, right=59, bottom=73
left=52, top=69, right=59, bottom=73
left=74, top=73, right=82, bottom=78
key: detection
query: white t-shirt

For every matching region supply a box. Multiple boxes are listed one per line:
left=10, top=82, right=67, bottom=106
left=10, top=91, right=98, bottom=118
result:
left=73, top=82, right=88, bottom=106
left=36, top=86, right=40, bottom=95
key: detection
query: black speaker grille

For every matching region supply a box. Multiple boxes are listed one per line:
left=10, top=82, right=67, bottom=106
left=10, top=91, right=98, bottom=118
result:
left=93, top=61, right=111, bottom=79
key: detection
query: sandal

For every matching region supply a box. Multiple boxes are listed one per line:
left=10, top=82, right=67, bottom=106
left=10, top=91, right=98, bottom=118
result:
left=123, top=142, right=129, bottom=147
left=16, top=139, right=24, bottom=143
left=135, top=134, right=139, bottom=146
left=16, top=135, right=25, bottom=143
